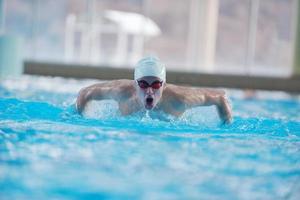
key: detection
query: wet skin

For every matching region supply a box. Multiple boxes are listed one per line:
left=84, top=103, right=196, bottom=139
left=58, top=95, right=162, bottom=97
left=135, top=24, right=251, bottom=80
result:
left=135, top=76, right=164, bottom=110
left=76, top=77, right=232, bottom=124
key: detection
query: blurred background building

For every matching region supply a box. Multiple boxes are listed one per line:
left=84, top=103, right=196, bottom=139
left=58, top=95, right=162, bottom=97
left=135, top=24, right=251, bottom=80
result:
left=0, top=0, right=298, bottom=77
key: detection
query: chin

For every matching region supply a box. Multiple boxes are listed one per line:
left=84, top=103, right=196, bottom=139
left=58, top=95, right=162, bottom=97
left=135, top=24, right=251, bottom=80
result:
left=145, top=104, right=154, bottom=110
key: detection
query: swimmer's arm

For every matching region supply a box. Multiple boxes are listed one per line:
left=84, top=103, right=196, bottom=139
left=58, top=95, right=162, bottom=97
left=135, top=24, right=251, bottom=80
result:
left=211, top=92, right=232, bottom=124
left=76, top=81, right=122, bottom=114
left=181, top=88, right=232, bottom=124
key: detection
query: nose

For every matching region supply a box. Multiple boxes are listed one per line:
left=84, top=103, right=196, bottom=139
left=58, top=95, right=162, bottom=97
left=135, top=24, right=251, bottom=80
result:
left=145, top=87, right=154, bottom=95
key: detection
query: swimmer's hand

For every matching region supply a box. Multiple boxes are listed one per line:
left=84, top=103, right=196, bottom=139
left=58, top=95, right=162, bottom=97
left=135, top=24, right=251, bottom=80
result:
left=76, top=88, right=89, bottom=114
left=216, top=95, right=232, bottom=125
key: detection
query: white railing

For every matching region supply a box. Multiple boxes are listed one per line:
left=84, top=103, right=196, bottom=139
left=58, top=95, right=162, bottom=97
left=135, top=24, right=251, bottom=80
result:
left=64, top=10, right=161, bottom=66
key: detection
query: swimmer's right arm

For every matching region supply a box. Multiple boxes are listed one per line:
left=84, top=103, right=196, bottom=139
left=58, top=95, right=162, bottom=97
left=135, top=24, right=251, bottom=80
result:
left=76, top=82, right=119, bottom=114
left=76, top=80, right=131, bottom=114
left=76, top=84, right=103, bottom=114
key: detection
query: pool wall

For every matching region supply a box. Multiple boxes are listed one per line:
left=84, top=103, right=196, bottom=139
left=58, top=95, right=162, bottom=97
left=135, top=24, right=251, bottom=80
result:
left=24, top=60, right=300, bottom=92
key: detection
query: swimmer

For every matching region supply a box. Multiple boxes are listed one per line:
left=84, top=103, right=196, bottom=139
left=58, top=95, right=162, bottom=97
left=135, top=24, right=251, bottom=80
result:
left=76, top=56, right=232, bottom=124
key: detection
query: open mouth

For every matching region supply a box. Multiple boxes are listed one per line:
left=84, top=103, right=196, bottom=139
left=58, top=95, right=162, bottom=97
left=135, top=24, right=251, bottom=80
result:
left=145, top=97, right=154, bottom=109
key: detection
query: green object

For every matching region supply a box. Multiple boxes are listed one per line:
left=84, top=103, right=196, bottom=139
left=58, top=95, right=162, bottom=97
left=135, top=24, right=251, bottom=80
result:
left=294, top=2, right=300, bottom=76
left=0, top=35, right=23, bottom=78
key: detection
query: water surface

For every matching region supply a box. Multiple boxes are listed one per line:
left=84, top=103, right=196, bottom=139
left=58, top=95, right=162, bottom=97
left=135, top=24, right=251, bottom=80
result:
left=0, top=76, right=299, bottom=200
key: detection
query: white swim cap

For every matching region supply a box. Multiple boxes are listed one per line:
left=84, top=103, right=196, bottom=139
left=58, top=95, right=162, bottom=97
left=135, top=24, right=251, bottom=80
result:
left=134, top=56, right=166, bottom=81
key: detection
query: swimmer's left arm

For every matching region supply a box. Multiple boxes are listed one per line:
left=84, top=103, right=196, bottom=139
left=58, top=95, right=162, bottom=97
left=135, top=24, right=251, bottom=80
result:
left=179, top=87, right=232, bottom=124
left=212, top=92, right=232, bottom=124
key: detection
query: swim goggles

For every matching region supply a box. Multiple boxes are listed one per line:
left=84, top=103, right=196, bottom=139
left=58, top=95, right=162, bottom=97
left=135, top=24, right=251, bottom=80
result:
left=137, top=80, right=163, bottom=89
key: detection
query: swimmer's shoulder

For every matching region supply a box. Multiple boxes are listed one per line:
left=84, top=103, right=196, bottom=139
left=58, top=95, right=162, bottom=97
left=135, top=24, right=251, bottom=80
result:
left=165, top=83, right=223, bottom=95
left=163, top=83, right=188, bottom=98
left=107, top=79, right=136, bottom=99
left=163, top=83, right=207, bottom=102
left=160, top=84, right=187, bottom=115
left=114, top=79, right=135, bottom=90
left=162, top=84, right=187, bottom=103
left=89, top=79, right=134, bottom=95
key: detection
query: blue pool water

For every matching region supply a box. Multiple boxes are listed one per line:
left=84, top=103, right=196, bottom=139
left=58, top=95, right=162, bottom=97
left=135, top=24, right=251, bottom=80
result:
left=0, top=76, right=300, bottom=200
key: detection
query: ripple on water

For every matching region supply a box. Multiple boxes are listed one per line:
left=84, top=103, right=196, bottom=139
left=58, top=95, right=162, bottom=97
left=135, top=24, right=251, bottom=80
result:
left=0, top=77, right=300, bottom=199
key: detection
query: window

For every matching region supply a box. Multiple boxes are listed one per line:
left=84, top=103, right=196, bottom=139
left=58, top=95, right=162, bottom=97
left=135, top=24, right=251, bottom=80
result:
left=3, top=0, right=297, bottom=76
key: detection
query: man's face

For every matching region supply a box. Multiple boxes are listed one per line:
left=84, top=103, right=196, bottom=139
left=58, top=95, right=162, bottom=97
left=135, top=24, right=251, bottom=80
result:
left=135, top=76, right=165, bottom=110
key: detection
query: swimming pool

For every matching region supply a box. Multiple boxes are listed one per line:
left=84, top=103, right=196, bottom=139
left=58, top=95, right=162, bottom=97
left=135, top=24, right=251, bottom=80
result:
left=0, top=76, right=299, bottom=199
